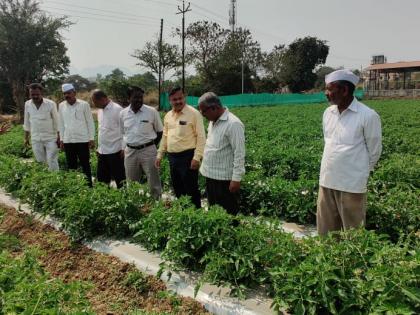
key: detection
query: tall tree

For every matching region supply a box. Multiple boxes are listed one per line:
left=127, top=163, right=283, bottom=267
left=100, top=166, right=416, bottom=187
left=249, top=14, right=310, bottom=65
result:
left=206, top=27, right=263, bottom=94
left=132, top=38, right=181, bottom=83
left=279, top=36, right=329, bottom=93
left=183, top=21, right=227, bottom=79
left=261, top=44, right=285, bottom=90
left=0, top=0, right=70, bottom=120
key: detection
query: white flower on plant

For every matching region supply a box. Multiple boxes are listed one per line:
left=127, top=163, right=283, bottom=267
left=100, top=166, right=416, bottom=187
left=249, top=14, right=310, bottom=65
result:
left=301, top=190, right=309, bottom=195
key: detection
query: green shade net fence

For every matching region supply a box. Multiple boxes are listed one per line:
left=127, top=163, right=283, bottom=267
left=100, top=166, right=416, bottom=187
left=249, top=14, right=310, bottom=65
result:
left=159, top=90, right=364, bottom=111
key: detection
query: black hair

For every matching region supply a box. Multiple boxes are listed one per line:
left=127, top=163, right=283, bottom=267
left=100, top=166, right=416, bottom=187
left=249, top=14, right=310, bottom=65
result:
left=28, top=83, right=44, bottom=91
left=91, top=89, right=108, bottom=100
left=168, top=86, right=183, bottom=97
left=127, top=86, right=144, bottom=98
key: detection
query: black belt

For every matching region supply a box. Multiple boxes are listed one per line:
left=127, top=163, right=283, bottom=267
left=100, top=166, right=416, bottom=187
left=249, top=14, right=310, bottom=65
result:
left=167, top=148, right=195, bottom=157
left=127, top=141, right=155, bottom=150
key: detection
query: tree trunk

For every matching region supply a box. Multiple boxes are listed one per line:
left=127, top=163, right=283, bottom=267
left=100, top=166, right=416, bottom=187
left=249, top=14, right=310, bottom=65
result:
left=12, top=81, right=26, bottom=123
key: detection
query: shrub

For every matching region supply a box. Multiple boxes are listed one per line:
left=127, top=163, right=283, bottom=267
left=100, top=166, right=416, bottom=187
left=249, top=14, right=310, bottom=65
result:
left=270, top=229, right=420, bottom=314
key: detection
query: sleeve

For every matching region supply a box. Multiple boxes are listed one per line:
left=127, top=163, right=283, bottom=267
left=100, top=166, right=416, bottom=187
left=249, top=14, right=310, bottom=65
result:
left=153, top=109, right=164, bottom=133
left=364, top=111, right=382, bottom=171
left=23, top=102, right=30, bottom=132
left=193, top=110, right=206, bottom=162
left=120, top=111, right=126, bottom=149
left=157, top=114, right=168, bottom=159
left=58, top=103, right=65, bottom=141
left=50, top=101, right=59, bottom=134
left=84, top=102, right=95, bottom=141
left=228, top=121, right=246, bottom=182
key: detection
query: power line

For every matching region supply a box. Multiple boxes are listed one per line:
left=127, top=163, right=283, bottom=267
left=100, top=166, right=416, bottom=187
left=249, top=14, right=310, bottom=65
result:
left=44, top=0, right=158, bottom=21
left=43, top=6, right=159, bottom=24
left=44, top=10, right=160, bottom=28
left=42, top=0, right=179, bottom=28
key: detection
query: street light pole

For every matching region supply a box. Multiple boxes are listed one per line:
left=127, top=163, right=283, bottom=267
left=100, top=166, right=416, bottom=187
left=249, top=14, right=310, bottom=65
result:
left=177, top=0, right=191, bottom=91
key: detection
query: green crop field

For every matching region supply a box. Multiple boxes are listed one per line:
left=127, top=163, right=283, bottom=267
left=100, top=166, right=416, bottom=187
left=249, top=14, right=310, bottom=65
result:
left=0, top=99, right=419, bottom=314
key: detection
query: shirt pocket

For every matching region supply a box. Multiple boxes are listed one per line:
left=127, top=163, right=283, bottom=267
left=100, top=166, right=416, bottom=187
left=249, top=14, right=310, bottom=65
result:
left=176, top=120, right=191, bottom=137
left=339, top=121, right=358, bottom=145
left=138, top=119, right=154, bottom=134
left=75, top=108, right=85, bottom=120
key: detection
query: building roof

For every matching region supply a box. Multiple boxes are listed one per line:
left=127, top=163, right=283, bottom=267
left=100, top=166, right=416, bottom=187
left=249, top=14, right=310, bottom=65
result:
left=365, top=61, right=420, bottom=71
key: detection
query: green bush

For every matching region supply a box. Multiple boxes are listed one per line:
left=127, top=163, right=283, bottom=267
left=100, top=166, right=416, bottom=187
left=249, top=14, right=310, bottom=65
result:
left=270, top=230, right=420, bottom=314
left=57, top=182, right=152, bottom=241
left=20, top=169, right=88, bottom=217
left=162, top=204, right=233, bottom=270
left=202, top=217, right=302, bottom=297
left=0, top=125, right=32, bottom=158
left=367, top=184, right=420, bottom=240
left=0, top=155, right=40, bottom=194
left=0, top=249, right=93, bottom=313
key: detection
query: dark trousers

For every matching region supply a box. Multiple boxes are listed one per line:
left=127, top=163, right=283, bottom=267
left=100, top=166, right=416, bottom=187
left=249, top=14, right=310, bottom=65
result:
left=97, top=151, right=126, bottom=188
left=205, top=177, right=239, bottom=215
left=168, top=149, right=201, bottom=208
left=64, top=142, right=92, bottom=187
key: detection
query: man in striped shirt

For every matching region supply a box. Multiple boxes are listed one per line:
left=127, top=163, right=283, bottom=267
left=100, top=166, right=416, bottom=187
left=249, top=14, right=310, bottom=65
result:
left=198, top=92, right=245, bottom=215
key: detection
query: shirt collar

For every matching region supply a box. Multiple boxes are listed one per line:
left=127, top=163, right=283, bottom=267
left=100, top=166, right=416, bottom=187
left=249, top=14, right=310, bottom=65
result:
left=103, top=101, right=112, bottom=111
left=347, top=98, right=358, bottom=112
left=128, top=104, right=142, bottom=114
left=171, top=104, right=187, bottom=116
left=331, top=97, right=358, bottom=114
left=218, top=108, right=229, bottom=121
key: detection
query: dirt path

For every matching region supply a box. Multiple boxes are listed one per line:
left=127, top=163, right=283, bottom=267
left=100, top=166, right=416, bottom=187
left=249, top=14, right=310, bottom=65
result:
left=0, top=204, right=209, bottom=315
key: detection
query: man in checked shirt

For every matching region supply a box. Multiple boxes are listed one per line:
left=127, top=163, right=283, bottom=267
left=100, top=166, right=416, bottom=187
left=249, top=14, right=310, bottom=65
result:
left=198, top=92, right=245, bottom=215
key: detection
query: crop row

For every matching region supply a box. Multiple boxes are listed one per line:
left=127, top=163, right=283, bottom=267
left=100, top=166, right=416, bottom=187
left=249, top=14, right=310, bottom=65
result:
left=0, top=154, right=418, bottom=314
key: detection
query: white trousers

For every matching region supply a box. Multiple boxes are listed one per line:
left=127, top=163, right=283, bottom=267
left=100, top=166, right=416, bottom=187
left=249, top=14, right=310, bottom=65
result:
left=32, top=140, right=59, bottom=171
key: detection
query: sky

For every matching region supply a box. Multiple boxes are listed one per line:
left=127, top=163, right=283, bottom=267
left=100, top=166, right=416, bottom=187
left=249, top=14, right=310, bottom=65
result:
left=38, top=0, right=420, bottom=77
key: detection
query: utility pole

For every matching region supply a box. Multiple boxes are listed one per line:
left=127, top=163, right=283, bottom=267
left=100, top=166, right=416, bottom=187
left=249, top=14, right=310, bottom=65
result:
left=176, top=0, right=191, bottom=92
left=229, top=0, right=237, bottom=32
left=158, top=18, right=163, bottom=111
left=230, top=0, right=244, bottom=94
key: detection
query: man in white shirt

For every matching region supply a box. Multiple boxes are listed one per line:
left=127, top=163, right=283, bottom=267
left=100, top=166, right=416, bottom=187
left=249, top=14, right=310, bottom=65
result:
left=120, top=86, right=163, bottom=199
left=198, top=92, right=245, bottom=215
left=91, top=89, right=125, bottom=188
left=317, top=69, right=382, bottom=235
left=23, top=83, right=59, bottom=171
left=58, top=83, right=95, bottom=187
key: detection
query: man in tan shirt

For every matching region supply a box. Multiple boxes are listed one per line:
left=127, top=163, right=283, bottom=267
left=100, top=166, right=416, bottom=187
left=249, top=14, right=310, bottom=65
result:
left=155, top=87, right=206, bottom=208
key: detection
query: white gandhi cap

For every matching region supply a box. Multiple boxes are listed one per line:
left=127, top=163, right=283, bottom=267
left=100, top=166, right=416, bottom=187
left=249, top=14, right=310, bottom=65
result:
left=325, top=69, right=359, bottom=86
left=62, top=83, right=75, bottom=92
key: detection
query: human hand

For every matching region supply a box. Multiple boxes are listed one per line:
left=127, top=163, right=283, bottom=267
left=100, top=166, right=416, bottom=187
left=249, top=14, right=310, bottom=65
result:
left=155, top=157, right=161, bottom=169
left=190, top=159, right=200, bottom=170
left=229, top=181, right=241, bottom=193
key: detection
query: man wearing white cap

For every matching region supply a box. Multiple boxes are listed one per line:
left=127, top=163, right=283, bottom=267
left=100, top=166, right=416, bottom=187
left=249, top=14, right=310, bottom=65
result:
left=317, top=69, right=382, bottom=235
left=23, top=83, right=60, bottom=171
left=58, top=83, right=95, bottom=186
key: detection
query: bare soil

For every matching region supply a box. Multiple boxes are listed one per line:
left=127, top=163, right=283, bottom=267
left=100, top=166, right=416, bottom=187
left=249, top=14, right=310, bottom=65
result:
left=0, top=204, right=209, bottom=315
